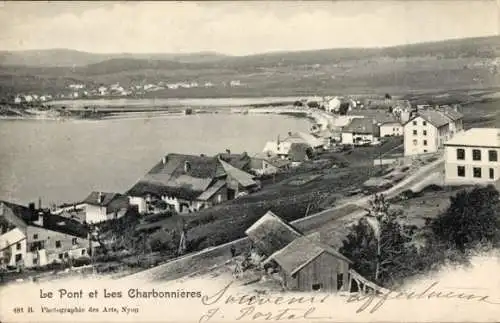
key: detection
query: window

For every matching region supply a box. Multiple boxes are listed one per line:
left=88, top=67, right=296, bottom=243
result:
left=33, top=234, right=38, bottom=240
left=490, top=168, right=495, bottom=179
left=72, top=238, right=77, bottom=245
left=473, top=149, right=481, bottom=161
left=55, top=240, right=61, bottom=248
left=81, top=249, right=86, bottom=256
left=423, top=140, right=428, bottom=146
left=489, top=150, right=498, bottom=162
left=15, top=254, right=22, bottom=262
left=58, top=253, right=63, bottom=259
left=16, top=243, right=21, bottom=250
left=457, top=166, right=465, bottom=177
left=423, top=121, right=427, bottom=126
left=33, top=258, right=38, bottom=265
left=456, top=149, right=465, bottom=160
left=64, top=252, right=68, bottom=258
left=413, top=130, right=417, bottom=135
left=312, top=283, right=322, bottom=291
left=473, top=167, right=482, bottom=178
left=413, top=139, right=418, bottom=146
left=412, top=121, right=417, bottom=126
left=423, top=130, right=427, bottom=136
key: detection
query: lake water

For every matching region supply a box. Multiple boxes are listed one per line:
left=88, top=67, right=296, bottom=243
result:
left=49, top=97, right=303, bottom=109
left=0, top=114, right=310, bottom=206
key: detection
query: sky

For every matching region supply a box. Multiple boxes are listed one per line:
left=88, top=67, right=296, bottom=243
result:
left=0, top=1, right=498, bottom=55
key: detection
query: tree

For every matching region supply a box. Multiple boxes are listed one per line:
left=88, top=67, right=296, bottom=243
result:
left=340, top=194, right=420, bottom=286
left=338, top=102, right=350, bottom=115
left=431, top=185, right=500, bottom=252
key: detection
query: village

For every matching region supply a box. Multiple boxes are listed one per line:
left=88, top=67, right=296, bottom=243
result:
left=1, top=93, right=499, bottom=294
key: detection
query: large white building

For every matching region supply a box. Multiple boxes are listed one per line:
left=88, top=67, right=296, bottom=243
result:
left=403, top=108, right=464, bottom=156
left=444, top=128, right=500, bottom=185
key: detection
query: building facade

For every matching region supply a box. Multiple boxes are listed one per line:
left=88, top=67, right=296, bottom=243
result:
left=444, top=128, right=500, bottom=185
left=404, top=108, right=464, bottom=157
left=380, top=122, right=403, bottom=137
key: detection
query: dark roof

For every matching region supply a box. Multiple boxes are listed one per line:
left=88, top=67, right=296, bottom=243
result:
left=440, top=107, right=464, bottom=121
left=216, top=152, right=251, bottom=170
left=219, top=159, right=257, bottom=188
left=342, top=118, right=378, bottom=135
left=288, top=143, right=311, bottom=162
left=127, top=153, right=227, bottom=200
left=35, top=213, right=88, bottom=238
left=0, top=201, right=36, bottom=226
left=245, top=211, right=302, bottom=256
left=82, top=192, right=125, bottom=207
left=1, top=201, right=88, bottom=238
left=409, top=110, right=450, bottom=128
left=268, top=235, right=352, bottom=276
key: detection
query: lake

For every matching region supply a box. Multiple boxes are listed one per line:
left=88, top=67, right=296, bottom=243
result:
left=0, top=113, right=310, bottom=206
left=48, top=97, right=304, bottom=109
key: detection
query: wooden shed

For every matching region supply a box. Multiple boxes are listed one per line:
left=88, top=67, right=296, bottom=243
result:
left=265, top=235, right=352, bottom=292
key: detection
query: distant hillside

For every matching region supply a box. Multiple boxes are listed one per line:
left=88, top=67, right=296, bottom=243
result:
left=1, top=35, right=499, bottom=97
left=0, top=49, right=228, bottom=67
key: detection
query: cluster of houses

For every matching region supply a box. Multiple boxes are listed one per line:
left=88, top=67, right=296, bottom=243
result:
left=13, top=94, right=53, bottom=104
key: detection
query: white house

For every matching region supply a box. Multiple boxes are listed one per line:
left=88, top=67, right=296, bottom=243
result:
left=444, top=128, right=500, bottom=185
left=14, top=96, right=22, bottom=104
left=81, top=192, right=130, bottom=223
left=326, top=97, right=341, bottom=113
left=341, top=118, right=379, bottom=145
left=403, top=108, right=464, bottom=156
left=0, top=228, right=27, bottom=268
left=380, top=121, right=403, bottom=137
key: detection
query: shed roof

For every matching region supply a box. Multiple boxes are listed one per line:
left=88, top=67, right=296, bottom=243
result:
left=245, top=211, right=302, bottom=256
left=267, top=235, right=352, bottom=276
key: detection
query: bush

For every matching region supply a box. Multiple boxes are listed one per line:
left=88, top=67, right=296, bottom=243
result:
left=72, top=256, right=91, bottom=267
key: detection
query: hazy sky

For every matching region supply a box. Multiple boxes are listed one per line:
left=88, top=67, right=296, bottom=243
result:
left=0, top=1, right=498, bottom=55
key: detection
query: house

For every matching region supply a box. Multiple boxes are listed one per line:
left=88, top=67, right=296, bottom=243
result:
left=403, top=108, right=464, bottom=156
left=285, top=132, right=327, bottom=152
left=262, top=138, right=314, bottom=166
left=380, top=121, right=403, bottom=137
left=81, top=192, right=130, bottom=224
left=246, top=211, right=352, bottom=292
left=127, top=153, right=256, bottom=214
left=341, top=118, right=380, bottom=145
left=250, top=155, right=291, bottom=176
left=444, top=128, right=500, bottom=185
left=14, top=96, right=22, bottom=104
left=216, top=151, right=252, bottom=172
left=0, top=201, right=93, bottom=269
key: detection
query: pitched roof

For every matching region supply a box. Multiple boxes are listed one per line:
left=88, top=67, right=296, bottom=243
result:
left=410, top=110, right=450, bottom=128
left=445, top=128, right=500, bottom=148
left=196, top=180, right=227, bottom=201
left=342, top=118, right=378, bottom=134
left=266, top=157, right=291, bottom=168
left=216, top=152, right=251, bottom=170
left=219, top=159, right=257, bottom=188
left=267, top=235, right=352, bottom=276
left=245, top=211, right=302, bottom=256
left=82, top=192, right=124, bottom=207
left=288, top=143, right=311, bottom=162
left=0, top=228, right=25, bottom=250
left=0, top=201, right=33, bottom=228
left=34, top=213, right=89, bottom=238
left=127, top=153, right=226, bottom=200
left=440, top=107, right=463, bottom=121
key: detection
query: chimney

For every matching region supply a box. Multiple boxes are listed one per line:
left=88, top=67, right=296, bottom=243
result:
left=184, top=161, right=191, bottom=173
left=28, top=202, right=36, bottom=216
left=97, top=192, right=104, bottom=204
left=34, top=211, right=44, bottom=227
left=38, top=197, right=42, bottom=210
